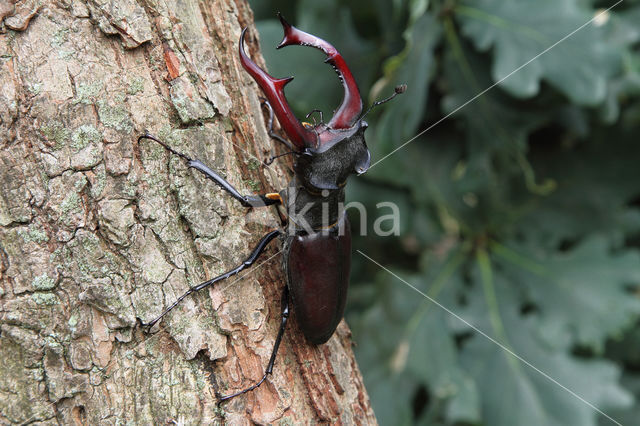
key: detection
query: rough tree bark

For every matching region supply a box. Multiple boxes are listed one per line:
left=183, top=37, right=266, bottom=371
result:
left=0, top=0, right=377, bottom=423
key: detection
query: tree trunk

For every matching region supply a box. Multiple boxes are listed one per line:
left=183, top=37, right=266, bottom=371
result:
left=0, top=0, right=376, bottom=423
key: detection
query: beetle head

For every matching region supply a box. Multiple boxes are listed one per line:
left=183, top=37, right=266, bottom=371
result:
left=296, top=119, right=371, bottom=190
left=239, top=14, right=405, bottom=190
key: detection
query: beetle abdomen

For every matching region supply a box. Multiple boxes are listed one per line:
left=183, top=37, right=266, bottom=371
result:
left=285, top=216, right=351, bottom=344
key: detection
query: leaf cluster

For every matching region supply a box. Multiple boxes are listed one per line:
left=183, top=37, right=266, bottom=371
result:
left=251, top=0, right=640, bottom=424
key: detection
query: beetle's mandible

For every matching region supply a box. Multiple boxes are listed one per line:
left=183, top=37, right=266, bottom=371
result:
left=138, top=13, right=404, bottom=403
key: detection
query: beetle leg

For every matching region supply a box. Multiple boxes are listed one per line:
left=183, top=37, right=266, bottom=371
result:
left=138, top=134, right=281, bottom=208
left=261, top=99, right=296, bottom=150
left=217, top=286, right=290, bottom=404
left=264, top=150, right=300, bottom=166
left=305, top=109, right=324, bottom=126
left=141, top=230, right=281, bottom=330
left=186, top=159, right=280, bottom=207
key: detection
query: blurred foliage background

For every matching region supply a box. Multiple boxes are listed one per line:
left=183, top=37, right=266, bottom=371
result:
left=248, top=0, right=640, bottom=424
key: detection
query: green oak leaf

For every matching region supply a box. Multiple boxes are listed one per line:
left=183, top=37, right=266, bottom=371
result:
left=460, top=317, right=632, bottom=426
left=455, top=0, right=616, bottom=105
left=374, top=12, right=442, bottom=147
left=517, top=132, right=640, bottom=250
left=456, top=267, right=634, bottom=426
left=495, top=237, right=640, bottom=352
left=350, top=249, right=481, bottom=425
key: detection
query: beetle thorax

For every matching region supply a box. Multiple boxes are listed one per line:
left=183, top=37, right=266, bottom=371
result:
left=295, top=120, right=370, bottom=191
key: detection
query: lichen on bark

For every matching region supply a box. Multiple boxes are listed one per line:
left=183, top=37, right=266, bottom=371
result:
left=0, top=0, right=377, bottom=424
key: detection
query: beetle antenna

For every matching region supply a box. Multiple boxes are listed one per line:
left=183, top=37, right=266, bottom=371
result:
left=359, top=84, right=407, bottom=121
left=264, top=150, right=300, bottom=165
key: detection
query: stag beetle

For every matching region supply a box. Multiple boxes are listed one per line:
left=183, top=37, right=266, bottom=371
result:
left=138, top=13, right=404, bottom=402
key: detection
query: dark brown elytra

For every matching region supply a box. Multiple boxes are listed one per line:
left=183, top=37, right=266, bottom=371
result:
left=138, top=13, right=404, bottom=403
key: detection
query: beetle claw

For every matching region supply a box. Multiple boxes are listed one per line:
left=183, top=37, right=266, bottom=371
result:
left=276, top=13, right=363, bottom=130
left=239, top=28, right=316, bottom=149
left=239, top=14, right=363, bottom=150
